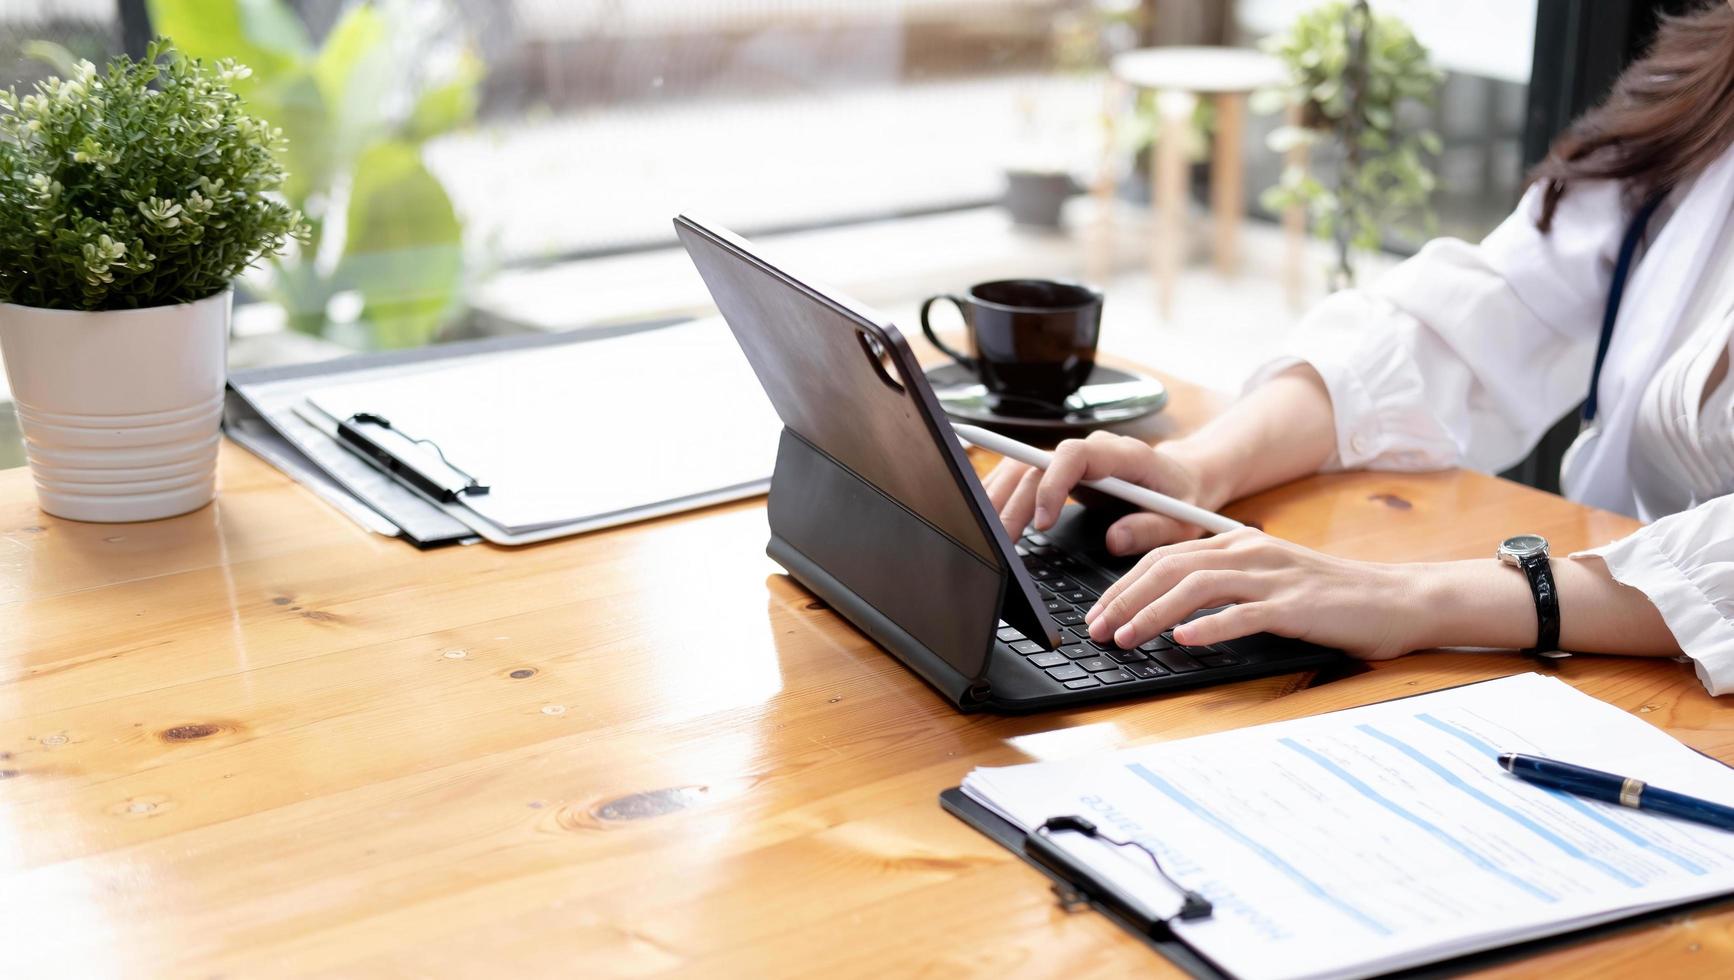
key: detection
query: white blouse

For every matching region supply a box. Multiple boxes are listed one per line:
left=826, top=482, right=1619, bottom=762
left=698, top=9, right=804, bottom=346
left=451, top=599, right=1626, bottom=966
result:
left=1630, top=212, right=1734, bottom=512
left=1256, top=144, right=1734, bottom=696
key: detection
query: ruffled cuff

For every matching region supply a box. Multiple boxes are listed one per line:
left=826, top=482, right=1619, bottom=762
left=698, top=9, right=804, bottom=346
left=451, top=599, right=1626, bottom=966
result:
left=1244, top=290, right=1461, bottom=473
left=1576, top=533, right=1734, bottom=697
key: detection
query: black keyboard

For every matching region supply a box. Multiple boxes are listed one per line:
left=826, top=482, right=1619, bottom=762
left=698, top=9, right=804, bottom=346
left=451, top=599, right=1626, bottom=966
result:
left=998, top=532, right=1246, bottom=692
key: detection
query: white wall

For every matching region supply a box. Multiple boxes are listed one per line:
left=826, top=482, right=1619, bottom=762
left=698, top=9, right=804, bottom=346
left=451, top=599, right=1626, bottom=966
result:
left=1238, top=0, right=1537, bottom=84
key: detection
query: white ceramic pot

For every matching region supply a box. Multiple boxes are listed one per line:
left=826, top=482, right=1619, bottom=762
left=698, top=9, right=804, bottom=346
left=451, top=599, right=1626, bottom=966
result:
left=0, top=290, right=229, bottom=523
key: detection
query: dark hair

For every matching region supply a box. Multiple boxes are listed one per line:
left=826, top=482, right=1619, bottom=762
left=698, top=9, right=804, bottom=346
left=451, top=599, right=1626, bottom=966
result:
left=1532, top=1, right=1734, bottom=231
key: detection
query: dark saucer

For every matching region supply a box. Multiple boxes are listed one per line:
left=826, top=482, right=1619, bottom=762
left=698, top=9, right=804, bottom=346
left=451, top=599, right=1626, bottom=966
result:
left=925, top=362, right=1167, bottom=435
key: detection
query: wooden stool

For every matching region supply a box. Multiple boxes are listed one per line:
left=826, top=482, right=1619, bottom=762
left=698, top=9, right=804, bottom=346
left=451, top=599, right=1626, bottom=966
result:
left=1100, top=47, right=1291, bottom=317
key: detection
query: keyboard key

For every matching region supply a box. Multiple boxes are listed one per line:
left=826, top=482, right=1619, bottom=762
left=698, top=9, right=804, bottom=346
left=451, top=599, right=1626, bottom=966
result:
left=1109, top=649, right=1148, bottom=664
left=1029, top=568, right=1057, bottom=581
left=1044, top=599, right=1070, bottom=614
left=1150, top=648, right=1204, bottom=673
left=1010, top=639, right=1046, bottom=655
left=1047, top=577, right=1080, bottom=592
left=1087, top=639, right=1119, bottom=653
left=1078, top=657, right=1117, bottom=673
left=1066, top=626, right=1093, bottom=641
left=1046, top=664, right=1087, bottom=681
left=1138, top=635, right=1175, bottom=652
left=1053, top=611, right=1085, bottom=626
left=1064, top=590, right=1094, bottom=604
left=1025, top=533, right=1050, bottom=546
left=1126, top=662, right=1168, bottom=679
left=1037, top=584, right=1055, bottom=599
left=1014, top=544, right=1030, bottom=557
left=1029, top=651, right=1069, bottom=668
left=1059, top=644, right=1093, bottom=660
left=1094, top=668, right=1134, bottom=685
left=996, top=627, right=1023, bottom=642
left=1198, top=652, right=1244, bottom=668
left=1063, top=676, right=1100, bottom=689
left=1030, top=543, right=1057, bottom=557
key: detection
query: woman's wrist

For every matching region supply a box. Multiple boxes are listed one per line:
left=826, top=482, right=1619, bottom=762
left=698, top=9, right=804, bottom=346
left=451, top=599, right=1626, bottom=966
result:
left=1398, top=556, right=1684, bottom=657
left=1406, top=559, right=1544, bottom=653
left=1157, top=365, right=1340, bottom=512
left=1159, top=437, right=1238, bottom=512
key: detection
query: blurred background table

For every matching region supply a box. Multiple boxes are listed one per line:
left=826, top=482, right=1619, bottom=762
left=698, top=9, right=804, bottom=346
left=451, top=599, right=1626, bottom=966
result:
left=1106, top=46, right=1288, bottom=316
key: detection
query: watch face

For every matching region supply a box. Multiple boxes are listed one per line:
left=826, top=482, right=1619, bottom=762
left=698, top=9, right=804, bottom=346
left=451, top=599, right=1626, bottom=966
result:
left=1500, top=534, right=1549, bottom=560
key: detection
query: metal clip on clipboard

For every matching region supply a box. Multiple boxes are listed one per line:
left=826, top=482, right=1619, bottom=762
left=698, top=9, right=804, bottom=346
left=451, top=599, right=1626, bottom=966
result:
left=335, top=413, right=490, bottom=504
left=1027, top=815, right=1213, bottom=929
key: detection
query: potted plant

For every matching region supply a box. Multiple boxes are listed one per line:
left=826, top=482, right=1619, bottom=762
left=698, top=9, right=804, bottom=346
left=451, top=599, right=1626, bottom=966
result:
left=0, top=41, right=306, bottom=522
left=1257, top=0, right=1442, bottom=288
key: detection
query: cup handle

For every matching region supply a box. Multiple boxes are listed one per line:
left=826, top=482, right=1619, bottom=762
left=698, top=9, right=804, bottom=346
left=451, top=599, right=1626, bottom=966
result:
left=919, top=295, right=976, bottom=371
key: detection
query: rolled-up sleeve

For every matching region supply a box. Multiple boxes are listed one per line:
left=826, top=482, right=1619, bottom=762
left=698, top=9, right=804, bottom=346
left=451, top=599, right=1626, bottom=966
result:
left=1249, top=179, right=1631, bottom=473
left=1577, top=495, right=1734, bottom=696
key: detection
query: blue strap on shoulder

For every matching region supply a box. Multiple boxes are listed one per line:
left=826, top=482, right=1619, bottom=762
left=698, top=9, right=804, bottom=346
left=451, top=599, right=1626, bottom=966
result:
left=1582, top=192, right=1668, bottom=424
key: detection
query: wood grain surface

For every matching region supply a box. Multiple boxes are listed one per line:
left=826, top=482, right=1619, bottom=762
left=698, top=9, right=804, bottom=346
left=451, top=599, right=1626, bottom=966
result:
left=0, top=368, right=1723, bottom=979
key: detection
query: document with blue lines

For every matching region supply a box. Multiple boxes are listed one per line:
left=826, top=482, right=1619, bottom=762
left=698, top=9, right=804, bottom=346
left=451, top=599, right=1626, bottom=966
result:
left=961, top=673, right=1734, bottom=980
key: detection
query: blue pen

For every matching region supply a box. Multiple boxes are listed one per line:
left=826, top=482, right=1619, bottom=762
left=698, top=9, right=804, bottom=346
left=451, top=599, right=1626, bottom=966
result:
left=1499, top=752, right=1734, bottom=833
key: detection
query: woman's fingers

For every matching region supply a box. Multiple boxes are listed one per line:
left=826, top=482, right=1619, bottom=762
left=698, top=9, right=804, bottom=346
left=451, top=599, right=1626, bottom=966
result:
left=1112, top=569, right=1265, bottom=648
left=1104, top=511, right=1202, bottom=556
left=984, top=435, right=1216, bottom=549
left=1029, top=436, right=1100, bottom=529
left=1032, top=433, right=1154, bottom=530
left=1087, top=528, right=1263, bottom=624
left=983, top=459, right=1036, bottom=511
left=1173, top=602, right=1277, bottom=647
left=999, top=466, right=1044, bottom=535
left=1087, top=546, right=1250, bottom=641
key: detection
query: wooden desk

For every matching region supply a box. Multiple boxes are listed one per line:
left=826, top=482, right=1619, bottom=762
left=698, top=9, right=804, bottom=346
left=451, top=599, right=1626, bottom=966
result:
left=0, top=372, right=1724, bottom=977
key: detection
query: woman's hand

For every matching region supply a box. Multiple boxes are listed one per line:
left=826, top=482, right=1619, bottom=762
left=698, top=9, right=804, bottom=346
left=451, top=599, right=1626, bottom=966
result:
left=1083, top=529, right=1426, bottom=659
left=980, top=431, right=1222, bottom=555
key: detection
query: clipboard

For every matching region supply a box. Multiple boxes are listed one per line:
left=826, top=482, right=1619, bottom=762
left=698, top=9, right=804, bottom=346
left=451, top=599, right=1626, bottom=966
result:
left=225, top=320, right=689, bottom=547
left=291, top=315, right=783, bottom=547
left=940, top=680, right=1734, bottom=980
left=306, top=393, right=775, bottom=547
left=226, top=315, right=782, bottom=548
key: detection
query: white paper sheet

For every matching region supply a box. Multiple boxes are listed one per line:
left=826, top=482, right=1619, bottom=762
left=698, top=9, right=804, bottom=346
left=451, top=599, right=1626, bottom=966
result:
left=963, top=674, right=1734, bottom=980
left=303, top=319, right=782, bottom=534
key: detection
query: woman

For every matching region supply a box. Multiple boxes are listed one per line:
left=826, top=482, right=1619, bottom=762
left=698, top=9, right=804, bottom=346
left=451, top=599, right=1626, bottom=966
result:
left=985, top=2, right=1734, bottom=693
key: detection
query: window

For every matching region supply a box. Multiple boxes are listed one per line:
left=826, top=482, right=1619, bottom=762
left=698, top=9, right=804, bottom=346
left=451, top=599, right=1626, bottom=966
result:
left=131, top=0, right=1130, bottom=354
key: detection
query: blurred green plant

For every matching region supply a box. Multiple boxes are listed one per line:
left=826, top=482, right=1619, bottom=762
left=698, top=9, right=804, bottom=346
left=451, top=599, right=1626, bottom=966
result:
left=1255, top=0, right=1442, bottom=287
left=147, top=0, right=482, bottom=347
left=1051, top=0, right=1141, bottom=75
left=0, top=40, right=306, bottom=310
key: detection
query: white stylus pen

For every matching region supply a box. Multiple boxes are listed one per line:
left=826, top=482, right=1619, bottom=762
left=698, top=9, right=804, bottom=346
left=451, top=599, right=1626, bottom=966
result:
left=952, top=423, right=1245, bottom=535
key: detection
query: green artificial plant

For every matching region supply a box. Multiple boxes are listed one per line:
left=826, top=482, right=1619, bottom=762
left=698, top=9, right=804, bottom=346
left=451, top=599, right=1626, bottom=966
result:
left=0, top=40, right=307, bottom=311
left=1257, top=0, right=1443, bottom=287
left=148, top=0, right=482, bottom=348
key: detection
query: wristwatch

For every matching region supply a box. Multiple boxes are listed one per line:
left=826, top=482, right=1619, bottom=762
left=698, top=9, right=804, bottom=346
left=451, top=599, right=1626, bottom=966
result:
left=1497, top=534, right=1563, bottom=657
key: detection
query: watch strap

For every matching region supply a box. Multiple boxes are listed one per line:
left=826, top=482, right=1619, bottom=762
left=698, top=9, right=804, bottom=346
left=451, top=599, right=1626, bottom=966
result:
left=1519, top=555, right=1561, bottom=654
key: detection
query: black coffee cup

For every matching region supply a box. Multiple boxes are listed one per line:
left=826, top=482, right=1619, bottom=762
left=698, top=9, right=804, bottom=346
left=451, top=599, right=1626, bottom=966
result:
left=920, top=279, right=1103, bottom=412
